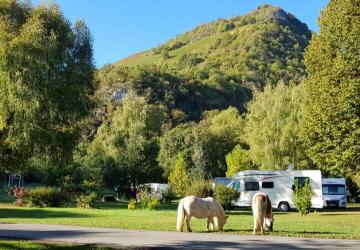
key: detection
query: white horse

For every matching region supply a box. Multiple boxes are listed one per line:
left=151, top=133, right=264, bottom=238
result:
left=251, top=192, right=274, bottom=234
left=176, top=196, right=228, bottom=232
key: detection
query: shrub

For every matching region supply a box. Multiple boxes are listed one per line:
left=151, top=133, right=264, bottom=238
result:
left=9, top=186, right=26, bottom=207
left=147, top=197, right=160, bottom=210
left=214, top=184, right=240, bottom=211
left=77, top=192, right=97, bottom=209
left=169, top=153, right=189, bottom=198
left=140, top=190, right=151, bottom=209
left=128, top=198, right=137, bottom=210
left=294, top=179, right=313, bottom=215
left=186, top=178, right=212, bottom=198
left=26, top=187, right=66, bottom=208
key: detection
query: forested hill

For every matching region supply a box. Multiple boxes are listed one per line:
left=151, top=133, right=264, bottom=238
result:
left=96, top=4, right=311, bottom=121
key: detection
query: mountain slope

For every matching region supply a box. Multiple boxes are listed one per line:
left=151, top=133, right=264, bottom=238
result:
left=109, top=5, right=311, bottom=89
left=95, top=5, right=311, bottom=122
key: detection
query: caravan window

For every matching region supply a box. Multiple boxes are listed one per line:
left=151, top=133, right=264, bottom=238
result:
left=233, top=181, right=240, bottom=191
left=245, top=182, right=259, bottom=191
left=262, top=182, right=274, bottom=189
left=294, top=177, right=310, bottom=188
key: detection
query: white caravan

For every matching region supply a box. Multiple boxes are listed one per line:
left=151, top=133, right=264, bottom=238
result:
left=322, top=178, right=347, bottom=208
left=227, top=170, right=325, bottom=212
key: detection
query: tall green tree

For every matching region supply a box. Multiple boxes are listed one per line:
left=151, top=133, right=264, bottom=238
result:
left=244, top=83, right=308, bottom=169
left=0, top=1, right=95, bottom=172
left=82, top=95, right=166, bottom=189
left=168, top=153, right=189, bottom=198
left=300, top=0, right=360, bottom=177
left=225, top=145, right=253, bottom=177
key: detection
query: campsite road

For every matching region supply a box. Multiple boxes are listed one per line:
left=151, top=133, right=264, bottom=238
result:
left=0, top=223, right=359, bottom=249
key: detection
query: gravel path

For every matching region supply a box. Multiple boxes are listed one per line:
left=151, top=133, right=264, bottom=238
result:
left=0, top=223, right=359, bottom=249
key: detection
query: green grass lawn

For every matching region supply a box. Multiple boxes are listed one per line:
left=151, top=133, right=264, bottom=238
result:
left=1, top=194, right=359, bottom=240
left=0, top=240, right=119, bottom=250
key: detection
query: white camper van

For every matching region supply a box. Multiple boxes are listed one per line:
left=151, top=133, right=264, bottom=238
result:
left=227, top=170, right=325, bottom=212
left=322, top=178, right=347, bottom=208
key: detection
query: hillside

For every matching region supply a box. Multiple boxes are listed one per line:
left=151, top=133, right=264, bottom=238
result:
left=95, top=4, right=311, bottom=122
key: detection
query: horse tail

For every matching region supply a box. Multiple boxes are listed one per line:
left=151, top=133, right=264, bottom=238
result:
left=176, top=198, right=185, bottom=232
left=254, top=193, right=266, bottom=215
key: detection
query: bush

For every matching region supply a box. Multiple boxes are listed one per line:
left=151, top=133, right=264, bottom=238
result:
left=169, top=153, right=189, bottom=198
left=294, top=179, right=313, bottom=215
left=214, top=184, right=240, bottom=211
left=128, top=198, right=137, bottom=210
left=140, top=190, right=151, bottom=209
left=77, top=192, right=97, bottom=209
left=147, top=197, right=160, bottom=210
left=26, top=187, right=66, bottom=208
left=186, top=178, right=212, bottom=198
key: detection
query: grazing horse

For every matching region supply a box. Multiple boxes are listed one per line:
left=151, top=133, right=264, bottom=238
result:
left=176, top=196, right=228, bottom=232
left=251, top=192, right=274, bottom=234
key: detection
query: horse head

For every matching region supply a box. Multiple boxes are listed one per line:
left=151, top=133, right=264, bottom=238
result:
left=265, top=216, right=274, bottom=231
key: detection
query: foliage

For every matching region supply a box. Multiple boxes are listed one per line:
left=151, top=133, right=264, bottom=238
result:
left=244, top=83, right=308, bottom=169
left=214, top=184, right=240, bottom=211
left=139, top=189, right=151, bottom=209
left=108, top=5, right=310, bottom=90
left=26, top=187, right=66, bottom=208
left=147, top=197, right=160, bottom=210
left=158, top=123, right=194, bottom=177
left=185, top=178, right=212, bottom=198
left=128, top=198, right=137, bottom=210
left=77, top=192, right=97, bottom=209
left=159, top=107, right=245, bottom=179
left=0, top=0, right=95, bottom=172
left=293, top=179, right=313, bottom=215
left=168, top=153, right=189, bottom=198
left=300, top=0, right=360, bottom=178
left=78, top=95, right=166, bottom=192
left=226, top=145, right=253, bottom=177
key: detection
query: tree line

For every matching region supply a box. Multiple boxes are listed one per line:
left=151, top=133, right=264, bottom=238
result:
left=0, top=0, right=359, bottom=198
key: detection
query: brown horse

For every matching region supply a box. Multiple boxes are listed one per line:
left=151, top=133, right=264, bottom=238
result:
left=251, top=192, right=274, bottom=234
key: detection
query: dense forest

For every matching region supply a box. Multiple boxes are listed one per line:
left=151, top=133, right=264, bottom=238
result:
left=0, top=1, right=359, bottom=199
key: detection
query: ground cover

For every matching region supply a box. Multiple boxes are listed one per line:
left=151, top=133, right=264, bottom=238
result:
left=0, top=189, right=359, bottom=240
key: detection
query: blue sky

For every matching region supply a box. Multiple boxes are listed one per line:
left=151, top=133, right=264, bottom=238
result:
left=32, top=1, right=329, bottom=67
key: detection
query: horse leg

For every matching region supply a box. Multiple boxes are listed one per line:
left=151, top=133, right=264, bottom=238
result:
left=206, top=217, right=211, bottom=231
left=253, top=217, right=257, bottom=234
left=186, top=215, right=192, bottom=232
left=259, top=217, right=264, bottom=235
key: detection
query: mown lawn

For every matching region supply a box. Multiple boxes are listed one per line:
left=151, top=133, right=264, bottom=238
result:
left=0, top=240, right=119, bottom=250
left=0, top=193, right=359, bottom=240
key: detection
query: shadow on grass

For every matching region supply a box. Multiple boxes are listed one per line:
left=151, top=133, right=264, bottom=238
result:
left=96, top=200, right=178, bottom=211
left=0, top=208, right=93, bottom=219
left=0, top=240, right=109, bottom=250
left=277, top=230, right=345, bottom=236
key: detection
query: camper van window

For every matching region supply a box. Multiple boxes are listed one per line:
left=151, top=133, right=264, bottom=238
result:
left=293, top=177, right=310, bottom=189
left=234, top=181, right=240, bottom=191
left=262, top=182, right=274, bottom=189
left=245, top=182, right=259, bottom=191
left=322, top=184, right=346, bottom=195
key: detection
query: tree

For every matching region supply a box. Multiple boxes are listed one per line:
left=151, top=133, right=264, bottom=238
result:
left=0, top=1, right=95, bottom=172
left=168, top=153, right=189, bottom=198
left=244, top=83, right=308, bottom=169
left=300, top=0, right=360, bottom=177
left=225, top=145, right=253, bottom=177
left=81, top=95, right=166, bottom=190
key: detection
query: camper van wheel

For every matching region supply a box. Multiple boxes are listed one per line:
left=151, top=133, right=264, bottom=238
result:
left=278, top=202, right=290, bottom=212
